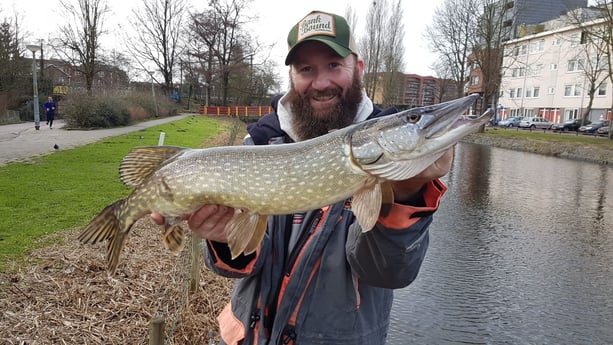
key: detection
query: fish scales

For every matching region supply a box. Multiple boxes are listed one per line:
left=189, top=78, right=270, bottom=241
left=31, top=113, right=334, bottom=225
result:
left=147, top=134, right=367, bottom=216
left=78, top=94, right=491, bottom=274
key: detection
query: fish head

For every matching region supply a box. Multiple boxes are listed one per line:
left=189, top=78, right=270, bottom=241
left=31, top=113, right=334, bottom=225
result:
left=350, top=94, right=492, bottom=180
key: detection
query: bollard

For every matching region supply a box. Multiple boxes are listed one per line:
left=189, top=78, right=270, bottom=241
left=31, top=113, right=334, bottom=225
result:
left=149, top=317, right=165, bottom=345
left=158, top=132, right=166, bottom=146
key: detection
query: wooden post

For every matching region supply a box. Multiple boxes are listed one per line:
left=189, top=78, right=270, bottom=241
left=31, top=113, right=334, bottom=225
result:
left=190, top=236, right=202, bottom=293
left=149, top=317, right=165, bottom=345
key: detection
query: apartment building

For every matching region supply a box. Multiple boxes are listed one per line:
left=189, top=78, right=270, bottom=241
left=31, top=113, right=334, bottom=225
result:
left=506, top=0, right=588, bottom=39
left=498, top=15, right=612, bottom=123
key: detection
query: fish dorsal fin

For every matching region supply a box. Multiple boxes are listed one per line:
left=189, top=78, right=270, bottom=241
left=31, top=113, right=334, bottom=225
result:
left=119, top=146, right=186, bottom=187
left=352, top=179, right=383, bottom=232
left=225, top=210, right=265, bottom=259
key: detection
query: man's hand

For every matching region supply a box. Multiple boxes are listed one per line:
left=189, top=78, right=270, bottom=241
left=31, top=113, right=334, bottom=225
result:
left=391, top=146, right=454, bottom=202
left=151, top=205, right=234, bottom=242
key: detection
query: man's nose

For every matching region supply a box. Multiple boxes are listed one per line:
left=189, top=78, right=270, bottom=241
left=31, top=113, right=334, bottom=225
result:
left=311, top=71, right=333, bottom=90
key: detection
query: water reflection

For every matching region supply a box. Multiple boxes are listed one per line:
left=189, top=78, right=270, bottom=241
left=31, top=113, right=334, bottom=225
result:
left=388, top=143, right=613, bottom=345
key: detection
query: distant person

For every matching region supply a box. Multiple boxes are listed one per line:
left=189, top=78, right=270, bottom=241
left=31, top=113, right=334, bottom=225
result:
left=44, top=96, right=57, bottom=129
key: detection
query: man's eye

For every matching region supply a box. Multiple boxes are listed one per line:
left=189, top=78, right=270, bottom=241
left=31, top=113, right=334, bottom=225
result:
left=329, top=62, right=340, bottom=69
left=299, top=66, right=312, bottom=73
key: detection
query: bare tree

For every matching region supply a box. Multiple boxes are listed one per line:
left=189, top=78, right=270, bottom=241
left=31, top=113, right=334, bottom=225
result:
left=344, top=5, right=358, bottom=37
left=127, top=0, right=187, bottom=95
left=567, top=3, right=613, bottom=140
left=470, top=0, right=511, bottom=113
left=360, top=1, right=386, bottom=99
left=424, top=0, right=479, bottom=98
left=0, top=12, right=29, bottom=112
left=189, top=0, right=256, bottom=106
left=359, top=0, right=406, bottom=106
left=56, top=0, right=110, bottom=95
left=380, top=0, right=405, bottom=107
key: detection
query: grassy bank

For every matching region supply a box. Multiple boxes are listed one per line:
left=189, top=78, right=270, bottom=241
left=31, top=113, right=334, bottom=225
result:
left=464, top=127, right=613, bottom=164
left=0, top=116, right=240, bottom=272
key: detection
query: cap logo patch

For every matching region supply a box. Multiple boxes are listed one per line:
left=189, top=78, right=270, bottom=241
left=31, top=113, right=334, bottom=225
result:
left=298, top=13, right=335, bottom=41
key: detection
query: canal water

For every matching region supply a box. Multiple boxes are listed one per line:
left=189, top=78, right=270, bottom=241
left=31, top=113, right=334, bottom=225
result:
left=387, top=142, right=613, bottom=345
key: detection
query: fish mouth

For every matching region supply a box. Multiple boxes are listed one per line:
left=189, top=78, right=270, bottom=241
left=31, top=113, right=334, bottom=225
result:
left=417, top=93, right=492, bottom=139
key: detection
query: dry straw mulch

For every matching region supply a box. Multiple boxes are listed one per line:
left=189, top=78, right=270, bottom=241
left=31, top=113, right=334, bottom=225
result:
left=0, top=219, right=234, bottom=344
left=1, top=117, right=248, bottom=344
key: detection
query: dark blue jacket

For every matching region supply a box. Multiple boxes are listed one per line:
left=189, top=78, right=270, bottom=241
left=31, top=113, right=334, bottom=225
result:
left=205, top=106, right=447, bottom=345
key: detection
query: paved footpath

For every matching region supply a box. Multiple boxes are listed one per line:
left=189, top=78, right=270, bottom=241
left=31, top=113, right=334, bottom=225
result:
left=0, top=115, right=192, bottom=165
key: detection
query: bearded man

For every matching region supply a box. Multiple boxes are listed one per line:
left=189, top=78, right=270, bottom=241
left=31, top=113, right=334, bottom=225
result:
left=155, top=10, right=453, bottom=345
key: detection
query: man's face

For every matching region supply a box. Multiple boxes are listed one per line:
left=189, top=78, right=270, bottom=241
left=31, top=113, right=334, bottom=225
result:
left=286, top=41, right=365, bottom=140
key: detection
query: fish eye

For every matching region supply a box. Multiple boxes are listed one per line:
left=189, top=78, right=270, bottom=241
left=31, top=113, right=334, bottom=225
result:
left=406, top=113, right=421, bottom=123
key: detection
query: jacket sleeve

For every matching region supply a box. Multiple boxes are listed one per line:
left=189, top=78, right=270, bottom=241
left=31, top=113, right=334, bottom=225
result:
left=345, top=179, right=447, bottom=289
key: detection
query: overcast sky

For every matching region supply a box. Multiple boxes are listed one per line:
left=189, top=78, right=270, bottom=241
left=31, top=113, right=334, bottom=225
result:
left=8, top=0, right=443, bottom=87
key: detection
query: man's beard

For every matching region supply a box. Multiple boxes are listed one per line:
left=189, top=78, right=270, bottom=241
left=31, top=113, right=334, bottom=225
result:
left=286, top=69, right=363, bottom=141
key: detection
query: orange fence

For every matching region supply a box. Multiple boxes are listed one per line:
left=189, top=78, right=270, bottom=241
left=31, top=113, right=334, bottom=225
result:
left=199, top=105, right=273, bottom=118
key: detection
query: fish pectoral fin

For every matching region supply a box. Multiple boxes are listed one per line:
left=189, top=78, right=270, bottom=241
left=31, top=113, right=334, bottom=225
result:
left=225, top=210, right=265, bottom=260
left=243, top=215, right=268, bottom=256
left=352, top=182, right=383, bottom=232
left=162, top=223, right=186, bottom=254
left=119, top=146, right=187, bottom=187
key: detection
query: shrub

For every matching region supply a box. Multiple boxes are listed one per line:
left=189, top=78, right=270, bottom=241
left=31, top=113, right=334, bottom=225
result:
left=63, top=94, right=131, bottom=128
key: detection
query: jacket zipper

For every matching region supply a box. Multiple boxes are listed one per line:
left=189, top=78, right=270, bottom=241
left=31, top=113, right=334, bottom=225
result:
left=284, top=209, right=323, bottom=276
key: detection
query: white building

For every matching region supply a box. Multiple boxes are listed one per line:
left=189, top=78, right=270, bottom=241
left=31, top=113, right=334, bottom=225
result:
left=498, top=15, right=611, bottom=123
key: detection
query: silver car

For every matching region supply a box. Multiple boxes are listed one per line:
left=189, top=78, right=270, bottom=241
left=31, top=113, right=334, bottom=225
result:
left=498, top=116, right=523, bottom=127
left=519, top=117, right=552, bottom=129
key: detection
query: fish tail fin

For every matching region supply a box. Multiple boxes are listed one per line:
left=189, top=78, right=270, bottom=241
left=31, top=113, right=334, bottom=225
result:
left=78, top=199, right=132, bottom=275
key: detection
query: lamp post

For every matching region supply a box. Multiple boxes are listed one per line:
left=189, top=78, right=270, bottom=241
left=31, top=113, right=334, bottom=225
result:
left=146, top=70, right=159, bottom=117
left=26, top=44, right=41, bottom=130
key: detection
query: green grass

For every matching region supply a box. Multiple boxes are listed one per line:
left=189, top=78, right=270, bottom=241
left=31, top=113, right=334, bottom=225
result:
left=0, top=115, right=230, bottom=272
left=483, top=127, right=613, bottom=148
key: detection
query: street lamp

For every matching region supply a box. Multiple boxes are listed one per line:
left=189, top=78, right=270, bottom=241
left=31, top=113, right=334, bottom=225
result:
left=26, top=44, right=41, bottom=130
left=146, top=70, right=159, bottom=117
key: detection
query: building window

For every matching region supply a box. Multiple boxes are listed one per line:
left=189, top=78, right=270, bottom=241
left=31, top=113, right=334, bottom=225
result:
left=552, top=37, right=561, bottom=46
left=598, top=83, right=607, bottom=96
left=565, top=108, right=579, bottom=119
left=548, top=87, right=555, bottom=95
left=511, top=67, right=526, bottom=77
left=528, top=64, right=543, bottom=76
left=564, top=84, right=582, bottom=97
left=551, top=63, right=557, bottom=70
left=471, top=75, right=479, bottom=85
left=510, top=89, right=516, bottom=98
left=529, top=40, right=545, bottom=53
left=567, top=59, right=584, bottom=72
left=524, top=87, right=540, bottom=98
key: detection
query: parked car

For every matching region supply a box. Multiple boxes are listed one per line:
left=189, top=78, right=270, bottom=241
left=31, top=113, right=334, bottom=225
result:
left=551, top=119, right=590, bottom=132
left=498, top=116, right=523, bottom=127
left=596, top=125, right=610, bottom=137
left=519, top=117, right=552, bottom=129
left=579, top=120, right=610, bottom=134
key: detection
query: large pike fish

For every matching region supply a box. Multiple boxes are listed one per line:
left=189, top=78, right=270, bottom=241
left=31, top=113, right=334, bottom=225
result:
left=79, top=94, right=492, bottom=274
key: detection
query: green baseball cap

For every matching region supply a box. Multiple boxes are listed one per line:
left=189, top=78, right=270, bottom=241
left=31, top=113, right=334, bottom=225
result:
left=285, top=11, right=357, bottom=65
